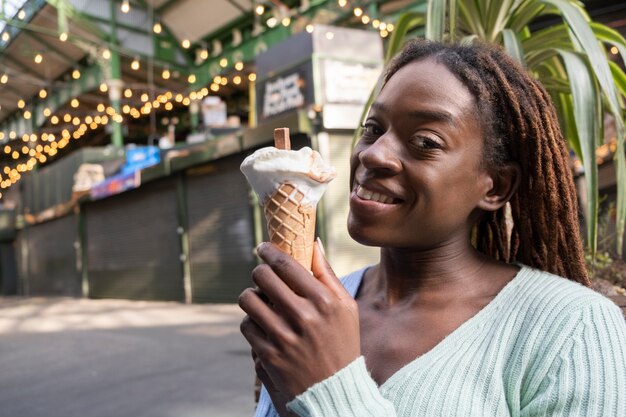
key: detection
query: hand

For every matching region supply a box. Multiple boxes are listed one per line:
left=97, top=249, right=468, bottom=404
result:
left=239, top=240, right=361, bottom=402
left=252, top=349, right=297, bottom=417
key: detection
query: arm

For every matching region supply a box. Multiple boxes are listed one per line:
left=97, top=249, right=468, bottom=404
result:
left=520, top=301, right=626, bottom=416
left=240, top=242, right=398, bottom=417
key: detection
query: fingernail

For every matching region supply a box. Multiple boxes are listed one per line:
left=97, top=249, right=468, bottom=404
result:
left=316, top=237, right=326, bottom=257
left=254, top=242, right=265, bottom=256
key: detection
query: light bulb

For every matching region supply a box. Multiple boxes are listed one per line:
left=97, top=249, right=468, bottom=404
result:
left=131, top=57, right=140, bottom=70
left=34, top=53, right=43, bottom=64
left=162, top=68, right=170, bottom=80
left=102, top=49, right=111, bottom=59
left=39, top=89, right=47, bottom=99
left=72, top=69, right=81, bottom=79
left=153, top=22, right=162, bottom=34
left=59, top=32, right=68, bottom=42
left=182, top=39, right=190, bottom=49
left=255, top=4, right=265, bottom=15
left=121, top=0, right=130, bottom=13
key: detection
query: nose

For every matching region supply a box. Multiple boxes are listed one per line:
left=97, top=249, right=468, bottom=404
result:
left=357, top=131, right=402, bottom=174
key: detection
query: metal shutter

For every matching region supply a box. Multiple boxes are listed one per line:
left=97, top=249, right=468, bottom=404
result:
left=85, top=178, right=184, bottom=301
left=19, top=214, right=81, bottom=296
left=1, top=242, right=19, bottom=295
left=324, top=133, right=379, bottom=277
left=186, top=155, right=256, bottom=303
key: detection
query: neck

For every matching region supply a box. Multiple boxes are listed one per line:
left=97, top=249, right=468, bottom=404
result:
left=371, top=238, right=490, bottom=306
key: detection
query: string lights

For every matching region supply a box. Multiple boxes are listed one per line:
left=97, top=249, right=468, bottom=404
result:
left=120, top=0, right=130, bottom=14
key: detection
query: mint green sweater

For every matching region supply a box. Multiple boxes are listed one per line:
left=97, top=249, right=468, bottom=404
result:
left=254, top=265, right=626, bottom=416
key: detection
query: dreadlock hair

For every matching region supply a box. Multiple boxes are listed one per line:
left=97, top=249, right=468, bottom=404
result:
left=385, top=39, right=590, bottom=286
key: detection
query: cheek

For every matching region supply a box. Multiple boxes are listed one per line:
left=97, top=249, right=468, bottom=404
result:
left=348, top=150, right=362, bottom=188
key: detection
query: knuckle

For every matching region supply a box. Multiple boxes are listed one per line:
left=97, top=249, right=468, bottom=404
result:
left=276, top=330, right=298, bottom=347
left=315, top=294, right=334, bottom=313
left=256, top=346, right=276, bottom=363
left=297, top=308, right=317, bottom=326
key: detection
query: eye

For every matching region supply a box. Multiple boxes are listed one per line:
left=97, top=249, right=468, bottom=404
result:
left=410, top=135, right=443, bottom=151
left=360, top=121, right=384, bottom=139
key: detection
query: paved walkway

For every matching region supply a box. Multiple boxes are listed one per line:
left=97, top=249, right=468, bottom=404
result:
left=0, top=297, right=255, bottom=417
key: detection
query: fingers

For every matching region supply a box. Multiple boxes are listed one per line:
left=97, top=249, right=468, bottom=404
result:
left=252, top=264, right=302, bottom=317
left=239, top=288, right=291, bottom=340
left=256, top=242, right=324, bottom=298
left=312, top=239, right=352, bottom=301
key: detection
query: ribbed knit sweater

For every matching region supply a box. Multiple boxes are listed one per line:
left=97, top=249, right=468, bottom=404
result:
left=254, top=265, right=626, bottom=417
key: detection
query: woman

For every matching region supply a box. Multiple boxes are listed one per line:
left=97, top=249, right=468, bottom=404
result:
left=239, top=40, right=626, bottom=416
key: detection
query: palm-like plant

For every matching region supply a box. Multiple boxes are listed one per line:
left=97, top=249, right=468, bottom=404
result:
left=358, top=0, right=626, bottom=257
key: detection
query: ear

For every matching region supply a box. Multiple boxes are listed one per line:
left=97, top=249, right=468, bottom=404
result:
left=477, top=162, right=520, bottom=212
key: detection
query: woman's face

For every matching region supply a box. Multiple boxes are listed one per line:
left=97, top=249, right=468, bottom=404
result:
left=348, top=58, right=495, bottom=249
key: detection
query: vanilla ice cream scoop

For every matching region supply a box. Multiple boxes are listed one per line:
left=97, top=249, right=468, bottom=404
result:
left=240, top=146, right=336, bottom=206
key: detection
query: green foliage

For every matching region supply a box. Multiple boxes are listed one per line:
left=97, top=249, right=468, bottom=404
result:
left=366, top=0, right=626, bottom=256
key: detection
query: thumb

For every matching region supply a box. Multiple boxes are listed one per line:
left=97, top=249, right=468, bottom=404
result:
left=312, top=238, right=351, bottom=300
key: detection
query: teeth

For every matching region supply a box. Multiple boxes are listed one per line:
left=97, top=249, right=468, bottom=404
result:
left=356, top=185, right=394, bottom=204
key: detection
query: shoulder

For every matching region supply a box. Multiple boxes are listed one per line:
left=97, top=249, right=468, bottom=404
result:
left=507, top=265, right=625, bottom=363
left=513, top=265, right=621, bottom=320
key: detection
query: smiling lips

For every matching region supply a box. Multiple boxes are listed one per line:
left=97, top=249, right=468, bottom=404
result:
left=355, top=184, right=400, bottom=204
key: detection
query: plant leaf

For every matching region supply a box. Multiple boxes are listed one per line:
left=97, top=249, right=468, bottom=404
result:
left=509, top=0, right=545, bottom=33
left=557, top=49, right=599, bottom=255
left=540, top=0, right=624, bottom=139
left=426, top=0, right=447, bottom=41
left=502, top=29, right=527, bottom=66
left=458, top=0, right=486, bottom=38
left=616, top=135, right=626, bottom=256
left=485, top=0, right=516, bottom=42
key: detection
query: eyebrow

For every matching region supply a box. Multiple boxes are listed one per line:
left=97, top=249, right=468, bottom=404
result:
left=370, top=102, right=457, bottom=128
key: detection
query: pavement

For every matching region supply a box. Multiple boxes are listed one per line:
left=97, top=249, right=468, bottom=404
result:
left=0, top=297, right=255, bottom=417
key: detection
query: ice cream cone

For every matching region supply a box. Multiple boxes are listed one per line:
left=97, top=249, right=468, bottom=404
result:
left=264, top=182, right=316, bottom=270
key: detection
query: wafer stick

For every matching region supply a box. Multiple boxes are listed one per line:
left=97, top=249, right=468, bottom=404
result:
left=274, top=127, right=291, bottom=150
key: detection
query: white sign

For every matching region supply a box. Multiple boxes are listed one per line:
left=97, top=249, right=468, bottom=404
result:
left=322, top=60, right=381, bottom=104
left=262, top=73, right=305, bottom=118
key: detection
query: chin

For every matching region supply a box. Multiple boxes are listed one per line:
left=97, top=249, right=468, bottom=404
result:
left=347, top=216, right=390, bottom=247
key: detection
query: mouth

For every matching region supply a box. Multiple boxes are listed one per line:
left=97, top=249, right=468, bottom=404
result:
left=354, top=184, right=402, bottom=205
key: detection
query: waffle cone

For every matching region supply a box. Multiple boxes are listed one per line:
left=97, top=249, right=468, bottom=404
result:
left=263, top=182, right=316, bottom=270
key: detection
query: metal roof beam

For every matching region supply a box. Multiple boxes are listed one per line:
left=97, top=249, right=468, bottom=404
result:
left=77, top=11, right=152, bottom=37
left=0, top=63, right=103, bottom=140
left=0, top=52, right=43, bottom=78
left=134, top=0, right=193, bottom=66
left=155, top=0, right=178, bottom=14
left=20, top=30, right=77, bottom=66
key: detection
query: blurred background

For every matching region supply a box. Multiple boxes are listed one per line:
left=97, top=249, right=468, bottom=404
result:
left=0, top=1, right=625, bottom=416
left=0, top=0, right=624, bottom=301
